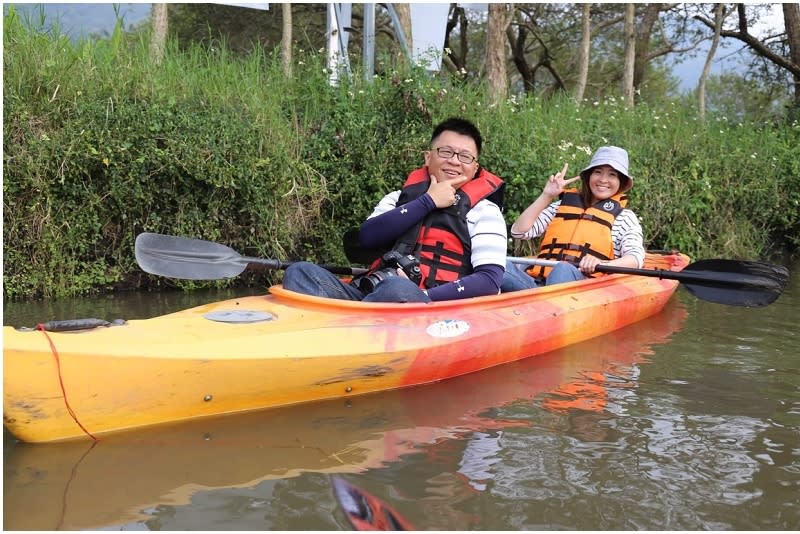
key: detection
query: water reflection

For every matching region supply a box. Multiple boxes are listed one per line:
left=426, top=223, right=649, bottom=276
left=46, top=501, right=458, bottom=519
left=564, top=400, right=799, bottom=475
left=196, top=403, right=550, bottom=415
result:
left=3, top=300, right=688, bottom=530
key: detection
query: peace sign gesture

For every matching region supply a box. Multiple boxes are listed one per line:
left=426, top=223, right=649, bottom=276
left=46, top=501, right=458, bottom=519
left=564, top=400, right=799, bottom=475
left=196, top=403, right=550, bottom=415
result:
left=542, top=163, right=580, bottom=199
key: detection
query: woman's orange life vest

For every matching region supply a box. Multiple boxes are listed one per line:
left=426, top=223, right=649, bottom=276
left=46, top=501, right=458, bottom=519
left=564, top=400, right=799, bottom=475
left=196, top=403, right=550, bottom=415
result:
left=526, top=189, right=627, bottom=279
left=390, top=167, right=504, bottom=289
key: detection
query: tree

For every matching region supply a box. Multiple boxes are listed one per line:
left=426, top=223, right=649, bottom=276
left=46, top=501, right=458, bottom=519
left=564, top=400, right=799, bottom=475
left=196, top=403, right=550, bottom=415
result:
left=281, top=3, right=292, bottom=78
left=486, top=3, right=514, bottom=105
left=507, top=4, right=574, bottom=96
left=150, top=3, right=168, bottom=65
left=622, top=3, right=636, bottom=106
left=442, top=5, right=468, bottom=75
left=575, top=3, right=591, bottom=103
left=698, top=3, right=725, bottom=119
left=695, top=3, right=800, bottom=113
left=392, top=3, right=413, bottom=52
left=782, top=2, right=800, bottom=113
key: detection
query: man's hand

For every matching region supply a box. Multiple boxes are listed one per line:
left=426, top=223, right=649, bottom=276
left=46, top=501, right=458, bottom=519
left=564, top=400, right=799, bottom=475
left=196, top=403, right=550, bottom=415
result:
left=428, top=174, right=469, bottom=208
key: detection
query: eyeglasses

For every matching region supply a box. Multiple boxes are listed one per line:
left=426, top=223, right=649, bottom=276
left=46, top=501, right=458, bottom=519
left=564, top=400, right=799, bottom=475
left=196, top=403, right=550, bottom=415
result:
left=433, top=147, right=477, bottom=165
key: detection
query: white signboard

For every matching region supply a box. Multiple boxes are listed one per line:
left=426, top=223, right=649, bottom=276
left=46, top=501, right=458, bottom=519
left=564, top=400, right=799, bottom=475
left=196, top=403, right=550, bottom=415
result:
left=409, top=3, right=450, bottom=71
left=214, top=3, right=270, bottom=11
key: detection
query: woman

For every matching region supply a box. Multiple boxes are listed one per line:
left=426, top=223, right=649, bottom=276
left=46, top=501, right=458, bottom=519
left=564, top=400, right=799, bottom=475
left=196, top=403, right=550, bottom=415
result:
left=502, top=146, right=644, bottom=291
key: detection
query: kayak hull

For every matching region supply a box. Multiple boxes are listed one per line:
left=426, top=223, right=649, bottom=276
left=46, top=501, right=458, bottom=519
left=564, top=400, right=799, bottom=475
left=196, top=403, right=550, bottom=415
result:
left=3, top=252, right=689, bottom=443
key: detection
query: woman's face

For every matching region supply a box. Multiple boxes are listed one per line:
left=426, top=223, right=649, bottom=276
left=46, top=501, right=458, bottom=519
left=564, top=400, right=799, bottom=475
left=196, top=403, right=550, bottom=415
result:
left=588, top=165, right=622, bottom=201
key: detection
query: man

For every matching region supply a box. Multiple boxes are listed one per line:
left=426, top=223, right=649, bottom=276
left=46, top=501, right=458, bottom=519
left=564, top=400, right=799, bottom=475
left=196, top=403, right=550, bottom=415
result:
left=283, top=117, right=507, bottom=303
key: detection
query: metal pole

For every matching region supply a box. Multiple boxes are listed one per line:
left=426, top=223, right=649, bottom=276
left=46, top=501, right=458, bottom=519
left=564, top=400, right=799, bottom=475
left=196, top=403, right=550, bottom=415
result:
left=326, top=3, right=352, bottom=85
left=362, top=3, right=375, bottom=81
left=383, top=3, right=412, bottom=62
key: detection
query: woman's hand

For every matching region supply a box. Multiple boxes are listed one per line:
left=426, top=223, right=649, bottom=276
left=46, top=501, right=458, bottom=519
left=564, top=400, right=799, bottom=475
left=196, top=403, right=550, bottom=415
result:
left=542, top=163, right=580, bottom=199
left=578, top=256, right=607, bottom=274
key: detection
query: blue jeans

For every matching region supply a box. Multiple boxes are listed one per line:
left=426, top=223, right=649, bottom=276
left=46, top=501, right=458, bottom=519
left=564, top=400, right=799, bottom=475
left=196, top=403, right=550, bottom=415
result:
left=501, top=259, right=540, bottom=292
left=546, top=262, right=586, bottom=284
left=501, top=259, right=586, bottom=292
left=282, top=262, right=431, bottom=303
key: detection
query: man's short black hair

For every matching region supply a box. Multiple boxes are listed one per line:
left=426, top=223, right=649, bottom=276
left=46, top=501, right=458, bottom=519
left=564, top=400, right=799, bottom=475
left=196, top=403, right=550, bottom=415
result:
left=430, top=117, right=482, bottom=155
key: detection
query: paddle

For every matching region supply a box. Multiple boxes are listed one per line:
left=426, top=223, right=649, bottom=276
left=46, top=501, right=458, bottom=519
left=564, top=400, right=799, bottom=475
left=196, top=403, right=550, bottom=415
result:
left=507, top=256, right=789, bottom=308
left=135, top=233, right=368, bottom=280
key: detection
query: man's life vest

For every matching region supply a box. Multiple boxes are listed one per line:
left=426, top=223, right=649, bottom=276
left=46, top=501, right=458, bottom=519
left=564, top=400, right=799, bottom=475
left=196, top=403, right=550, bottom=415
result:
left=389, top=167, right=504, bottom=289
left=526, top=189, right=627, bottom=279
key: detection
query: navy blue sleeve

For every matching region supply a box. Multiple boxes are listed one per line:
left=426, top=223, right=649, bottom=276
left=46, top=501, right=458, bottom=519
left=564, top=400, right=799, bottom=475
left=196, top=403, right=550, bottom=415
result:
left=359, top=194, right=436, bottom=248
left=425, top=263, right=504, bottom=301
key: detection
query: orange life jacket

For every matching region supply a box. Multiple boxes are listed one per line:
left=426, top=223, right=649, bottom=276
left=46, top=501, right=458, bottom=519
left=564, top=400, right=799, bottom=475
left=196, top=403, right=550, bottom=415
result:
left=392, top=167, right=504, bottom=288
left=526, top=189, right=627, bottom=279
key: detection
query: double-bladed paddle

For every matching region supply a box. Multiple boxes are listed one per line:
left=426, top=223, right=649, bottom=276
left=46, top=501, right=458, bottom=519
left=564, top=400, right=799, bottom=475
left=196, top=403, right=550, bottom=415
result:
left=135, top=232, right=368, bottom=280
left=135, top=233, right=788, bottom=307
left=507, top=256, right=789, bottom=307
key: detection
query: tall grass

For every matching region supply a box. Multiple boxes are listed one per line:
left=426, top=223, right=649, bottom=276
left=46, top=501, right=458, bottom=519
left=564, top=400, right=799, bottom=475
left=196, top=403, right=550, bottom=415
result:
left=3, top=7, right=799, bottom=299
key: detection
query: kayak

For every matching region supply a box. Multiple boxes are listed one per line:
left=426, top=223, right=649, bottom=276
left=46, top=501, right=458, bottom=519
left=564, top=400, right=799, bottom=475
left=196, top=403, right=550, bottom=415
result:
left=3, top=251, right=690, bottom=443
left=5, top=305, right=688, bottom=530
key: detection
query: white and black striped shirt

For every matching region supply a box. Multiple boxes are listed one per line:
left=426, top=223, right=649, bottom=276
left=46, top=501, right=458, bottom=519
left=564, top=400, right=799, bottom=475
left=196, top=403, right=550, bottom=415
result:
left=510, top=201, right=645, bottom=268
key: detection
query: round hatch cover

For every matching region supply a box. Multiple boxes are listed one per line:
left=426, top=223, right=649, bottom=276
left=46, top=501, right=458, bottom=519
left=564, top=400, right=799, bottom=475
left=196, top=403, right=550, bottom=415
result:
left=203, top=310, right=275, bottom=323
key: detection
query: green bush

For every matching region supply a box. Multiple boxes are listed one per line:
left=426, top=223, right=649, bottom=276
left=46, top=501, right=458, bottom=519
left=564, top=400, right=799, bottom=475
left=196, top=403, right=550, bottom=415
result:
left=3, top=8, right=799, bottom=299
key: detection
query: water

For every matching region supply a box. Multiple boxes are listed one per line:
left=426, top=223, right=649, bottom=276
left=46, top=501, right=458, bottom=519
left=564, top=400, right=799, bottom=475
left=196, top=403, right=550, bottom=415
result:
left=3, top=264, right=799, bottom=530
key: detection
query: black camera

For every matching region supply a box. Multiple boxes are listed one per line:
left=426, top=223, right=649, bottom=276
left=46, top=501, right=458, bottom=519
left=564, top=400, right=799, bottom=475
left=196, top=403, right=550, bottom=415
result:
left=354, top=250, right=422, bottom=294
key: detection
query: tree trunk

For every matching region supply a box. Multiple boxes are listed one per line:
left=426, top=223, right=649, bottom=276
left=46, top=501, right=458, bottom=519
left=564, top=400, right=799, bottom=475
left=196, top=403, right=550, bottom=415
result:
left=698, top=4, right=724, bottom=120
left=622, top=3, right=636, bottom=107
left=393, top=3, right=413, bottom=52
left=443, top=5, right=468, bottom=74
left=486, top=4, right=513, bottom=106
left=784, top=2, right=800, bottom=113
left=575, top=3, right=591, bottom=103
left=150, top=3, right=168, bottom=65
left=281, top=3, right=292, bottom=78
left=632, top=4, right=661, bottom=92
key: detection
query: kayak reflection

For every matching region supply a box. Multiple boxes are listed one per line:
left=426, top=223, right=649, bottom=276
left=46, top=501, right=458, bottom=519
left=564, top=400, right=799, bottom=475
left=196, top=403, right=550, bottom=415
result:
left=4, top=302, right=687, bottom=530
left=332, top=476, right=416, bottom=530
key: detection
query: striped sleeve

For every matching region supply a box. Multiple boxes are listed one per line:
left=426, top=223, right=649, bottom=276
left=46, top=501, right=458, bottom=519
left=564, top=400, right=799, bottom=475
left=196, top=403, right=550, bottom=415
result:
left=612, top=209, right=645, bottom=268
left=510, top=201, right=559, bottom=240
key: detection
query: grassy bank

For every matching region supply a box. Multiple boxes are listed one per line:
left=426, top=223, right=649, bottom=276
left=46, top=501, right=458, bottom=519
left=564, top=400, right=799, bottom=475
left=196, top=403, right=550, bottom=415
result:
left=4, top=9, right=799, bottom=299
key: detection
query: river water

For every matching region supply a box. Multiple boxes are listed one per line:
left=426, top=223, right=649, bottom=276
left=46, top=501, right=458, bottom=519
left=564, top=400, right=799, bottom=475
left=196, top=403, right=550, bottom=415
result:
left=3, top=262, right=799, bottom=530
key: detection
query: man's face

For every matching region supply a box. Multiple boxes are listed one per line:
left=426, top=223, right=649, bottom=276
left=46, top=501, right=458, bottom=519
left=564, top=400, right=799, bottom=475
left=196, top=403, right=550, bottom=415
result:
left=424, top=130, right=479, bottom=186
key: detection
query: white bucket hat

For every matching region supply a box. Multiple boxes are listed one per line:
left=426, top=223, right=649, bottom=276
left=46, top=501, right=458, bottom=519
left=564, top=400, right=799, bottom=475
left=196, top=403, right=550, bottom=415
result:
left=580, top=146, right=633, bottom=192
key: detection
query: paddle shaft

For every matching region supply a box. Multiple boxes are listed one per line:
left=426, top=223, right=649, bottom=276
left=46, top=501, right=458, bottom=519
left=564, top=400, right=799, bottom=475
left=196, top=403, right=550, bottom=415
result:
left=136, top=234, right=787, bottom=306
left=507, top=257, right=771, bottom=288
left=230, top=255, right=368, bottom=276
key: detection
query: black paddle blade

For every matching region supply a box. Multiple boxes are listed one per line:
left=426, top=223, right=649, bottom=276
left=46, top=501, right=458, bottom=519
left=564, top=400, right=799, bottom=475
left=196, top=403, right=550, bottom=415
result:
left=135, top=233, right=249, bottom=280
left=681, top=259, right=790, bottom=307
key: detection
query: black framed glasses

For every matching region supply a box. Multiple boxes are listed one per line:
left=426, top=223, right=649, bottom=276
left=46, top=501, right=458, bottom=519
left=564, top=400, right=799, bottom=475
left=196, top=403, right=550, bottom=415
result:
left=433, top=147, right=477, bottom=165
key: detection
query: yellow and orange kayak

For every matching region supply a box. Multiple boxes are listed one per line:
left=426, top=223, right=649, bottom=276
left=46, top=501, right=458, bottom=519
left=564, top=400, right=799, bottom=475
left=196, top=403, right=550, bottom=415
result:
left=3, top=251, right=689, bottom=443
